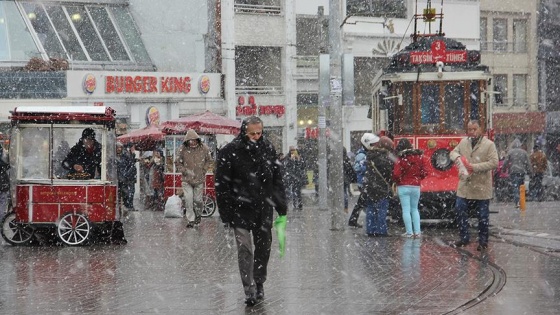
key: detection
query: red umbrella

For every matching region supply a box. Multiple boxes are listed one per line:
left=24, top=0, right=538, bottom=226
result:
left=161, top=111, right=241, bottom=135
left=117, top=124, right=165, bottom=151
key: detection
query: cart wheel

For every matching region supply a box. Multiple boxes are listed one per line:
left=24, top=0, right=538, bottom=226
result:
left=57, top=213, right=91, bottom=246
left=1, top=212, right=34, bottom=245
left=201, top=195, right=216, bottom=217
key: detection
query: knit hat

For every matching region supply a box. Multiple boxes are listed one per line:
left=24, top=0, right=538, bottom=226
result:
left=82, top=128, right=96, bottom=140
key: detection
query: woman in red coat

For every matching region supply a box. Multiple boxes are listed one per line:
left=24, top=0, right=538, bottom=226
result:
left=393, top=138, right=426, bottom=238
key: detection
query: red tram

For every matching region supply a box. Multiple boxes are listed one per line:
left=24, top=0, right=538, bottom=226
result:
left=371, top=6, right=493, bottom=219
left=1, top=106, right=125, bottom=245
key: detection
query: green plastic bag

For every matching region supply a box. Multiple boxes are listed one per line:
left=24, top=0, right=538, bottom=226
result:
left=274, top=215, right=287, bottom=257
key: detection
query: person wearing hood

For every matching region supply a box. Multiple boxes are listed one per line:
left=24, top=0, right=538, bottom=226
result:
left=62, top=128, right=102, bottom=180
left=449, top=120, right=498, bottom=251
left=175, top=129, right=213, bottom=228
left=347, top=133, right=378, bottom=228
left=215, top=115, right=287, bottom=306
left=362, top=135, right=396, bottom=236
left=393, top=138, right=426, bottom=238
left=529, top=145, right=547, bottom=201
left=502, top=138, right=532, bottom=208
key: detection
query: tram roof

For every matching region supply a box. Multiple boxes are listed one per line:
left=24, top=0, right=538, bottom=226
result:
left=385, top=35, right=488, bottom=74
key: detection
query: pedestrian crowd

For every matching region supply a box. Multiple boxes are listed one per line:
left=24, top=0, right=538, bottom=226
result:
left=4, top=115, right=560, bottom=309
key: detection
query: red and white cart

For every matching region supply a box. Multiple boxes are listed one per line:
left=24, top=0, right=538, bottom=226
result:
left=160, top=111, right=241, bottom=217
left=1, top=106, right=125, bottom=246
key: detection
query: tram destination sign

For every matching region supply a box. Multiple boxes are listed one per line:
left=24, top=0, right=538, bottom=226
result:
left=409, top=40, right=467, bottom=64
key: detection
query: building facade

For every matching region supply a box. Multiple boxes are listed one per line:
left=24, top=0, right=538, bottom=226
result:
left=0, top=0, right=223, bottom=138
left=480, top=0, right=542, bottom=154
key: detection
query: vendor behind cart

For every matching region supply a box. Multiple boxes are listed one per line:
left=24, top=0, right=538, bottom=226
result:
left=62, top=128, right=102, bottom=180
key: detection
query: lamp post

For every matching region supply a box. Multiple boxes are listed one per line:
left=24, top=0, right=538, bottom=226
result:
left=327, top=0, right=344, bottom=230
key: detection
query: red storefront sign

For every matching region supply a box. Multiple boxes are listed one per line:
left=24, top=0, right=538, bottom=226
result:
left=305, top=127, right=330, bottom=139
left=493, top=112, right=545, bottom=134
left=105, top=75, right=192, bottom=94
left=236, top=95, right=285, bottom=118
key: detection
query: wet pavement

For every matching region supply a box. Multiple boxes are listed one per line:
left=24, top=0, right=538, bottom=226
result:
left=0, top=197, right=559, bottom=314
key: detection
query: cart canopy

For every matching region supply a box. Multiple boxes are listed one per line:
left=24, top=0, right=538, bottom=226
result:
left=161, top=111, right=241, bottom=135
left=117, top=124, right=164, bottom=151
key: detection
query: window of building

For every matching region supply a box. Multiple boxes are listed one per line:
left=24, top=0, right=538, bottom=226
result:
left=297, top=17, right=321, bottom=56
left=12, top=1, right=151, bottom=68
left=0, top=2, right=38, bottom=61
left=346, top=0, right=407, bottom=19
left=493, top=18, right=508, bottom=52
left=513, top=19, right=527, bottom=53
left=480, top=17, right=488, bottom=51
left=235, top=46, right=282, bottom=93
left=493, top=74, right=507, bottom=105
left=513, top=74, right=527, bottom=107
left=297, top=93, right=318, bottom=107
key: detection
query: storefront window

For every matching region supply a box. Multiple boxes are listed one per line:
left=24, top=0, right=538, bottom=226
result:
left=109, top=7, right=152, bottom=64
left=13, top=2, right=150, bottom=66
left=0, top=2, right=38, bottom=61
left=21, top=2, right=69, bottom=59
left=66, top=6, right=109, bottom=61
left=43, top=5, right=86, bottom=61
left=89, top=7, right=129, bottom=61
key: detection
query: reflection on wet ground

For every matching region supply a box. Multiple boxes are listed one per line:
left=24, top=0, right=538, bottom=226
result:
left=0, top=203, right=559, bottom=314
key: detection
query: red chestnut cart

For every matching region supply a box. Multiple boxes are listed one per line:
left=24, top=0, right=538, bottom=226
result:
left=1, top=106, right=124, bottom=246
left=160, top=111, right=241, bottom=217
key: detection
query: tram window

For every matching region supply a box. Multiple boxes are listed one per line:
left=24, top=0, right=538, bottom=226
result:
left=445, top=83, right=464, bottom=131
left=421, top=85, right=440, bottom=125
left=401, top=83, right=413, bottom=133
left=19, top=127, right=50, bottom=179
left=470, top=81, right=480, bottom=120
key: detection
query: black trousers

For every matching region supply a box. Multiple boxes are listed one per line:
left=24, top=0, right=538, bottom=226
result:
left=348, top=189, right=367, bottom=225
left=233, top=226, right=272, bottom=296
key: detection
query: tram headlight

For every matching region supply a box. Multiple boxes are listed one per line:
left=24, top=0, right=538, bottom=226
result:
left=431, top=148, right=453, bottom=171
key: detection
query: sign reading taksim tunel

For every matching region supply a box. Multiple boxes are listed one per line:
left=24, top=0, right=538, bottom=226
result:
left=409, top=40, right=467, bottom=64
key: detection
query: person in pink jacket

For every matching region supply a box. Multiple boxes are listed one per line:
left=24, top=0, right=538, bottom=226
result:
left=393, top=138, right=426, bottom=238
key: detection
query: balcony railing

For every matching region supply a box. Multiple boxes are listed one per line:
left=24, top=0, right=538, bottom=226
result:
left=294, top=56, right=319, bottom=80
left=234, top=2, right=281, bottom=15
left=493, top=97, right=529, bottom=108
left=480, top=41, right=527, bottom=54
left=235, top=85, right=284, bottom=95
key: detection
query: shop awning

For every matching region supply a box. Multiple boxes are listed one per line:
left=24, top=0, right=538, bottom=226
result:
left=493, top=112, right=545, bottom=134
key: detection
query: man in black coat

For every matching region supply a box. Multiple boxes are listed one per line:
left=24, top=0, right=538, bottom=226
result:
left=215, top=115, right=287, bottom=306
left=62, top=128, right=102, bottom=180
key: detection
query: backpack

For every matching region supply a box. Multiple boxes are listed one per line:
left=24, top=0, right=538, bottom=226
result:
left=344, top=155, right=357, bottom=183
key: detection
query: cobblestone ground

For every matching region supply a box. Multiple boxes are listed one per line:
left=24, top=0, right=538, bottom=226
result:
left=0, top=206, right=503, bottom=315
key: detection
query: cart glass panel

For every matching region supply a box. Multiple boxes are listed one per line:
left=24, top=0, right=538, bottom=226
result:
left=14, top=124, right=114, bottom=181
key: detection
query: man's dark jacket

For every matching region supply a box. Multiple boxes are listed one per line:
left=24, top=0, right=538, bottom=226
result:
left=215, top=122, right=287, bottom=230
left=62, top=139, right=102, bottom=179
